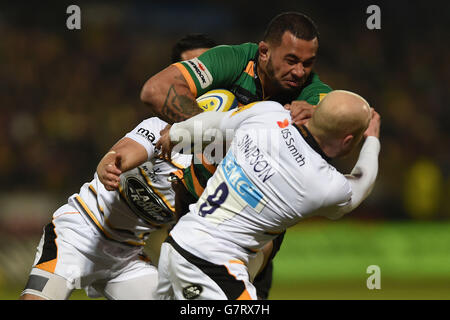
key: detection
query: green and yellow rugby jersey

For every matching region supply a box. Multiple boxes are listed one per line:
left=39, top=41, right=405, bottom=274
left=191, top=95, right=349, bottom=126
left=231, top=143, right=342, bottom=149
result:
left=173, top=42, right=332, bottom=199
left=173, top=42, right=331, bottom=106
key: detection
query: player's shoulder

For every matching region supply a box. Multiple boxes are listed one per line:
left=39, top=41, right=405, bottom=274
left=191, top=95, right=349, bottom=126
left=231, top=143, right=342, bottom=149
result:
left=131, top=117, right=168, bottom=141
left=221, top=100, right=289, bottom=132
left=214, top=42, right=257, bottom=52
left=206, top=42, right=258, bottom=59
left=297, top=72, right=332, bottom=105
left=140, top=117, right=168, bottom=131
left=234, top=42, right=259, bottom=60
left=228, top=100, right=289, bottom=127
left=305, top=72, right=331, bottom=88
left=233, top=42, right=258, bottom=52
left=231, top=100, right=286, bottom=118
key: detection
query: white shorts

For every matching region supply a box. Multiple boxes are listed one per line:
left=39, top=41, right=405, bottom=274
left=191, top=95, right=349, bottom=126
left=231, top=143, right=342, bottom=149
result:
left=21, top=203, right=159, bottom=300
left=156, top=236, right=257, bottom=300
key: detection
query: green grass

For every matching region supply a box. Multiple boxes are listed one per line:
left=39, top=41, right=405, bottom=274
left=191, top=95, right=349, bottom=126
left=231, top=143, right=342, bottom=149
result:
left=270, top=220, right=450, bottom=299
left=273, top=220, right=450, bottom=280
left=269, top=278, right=450, bottom=300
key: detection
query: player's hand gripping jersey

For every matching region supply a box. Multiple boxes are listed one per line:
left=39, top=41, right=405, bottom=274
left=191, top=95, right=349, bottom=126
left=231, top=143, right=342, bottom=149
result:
left=169, top=101, right=380, bottom=262
left=71, top=118, right=191, bottom=245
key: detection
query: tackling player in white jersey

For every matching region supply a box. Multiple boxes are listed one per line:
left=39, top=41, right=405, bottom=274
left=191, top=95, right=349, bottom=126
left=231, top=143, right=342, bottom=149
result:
left=21, top=117, right=191, bottom=300
left=155, top=90, right=381, bottom=300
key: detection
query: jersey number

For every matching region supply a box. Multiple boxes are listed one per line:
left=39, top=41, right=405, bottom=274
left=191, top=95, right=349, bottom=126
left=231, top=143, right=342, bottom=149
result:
left=198, top=182, right=229, bottom=217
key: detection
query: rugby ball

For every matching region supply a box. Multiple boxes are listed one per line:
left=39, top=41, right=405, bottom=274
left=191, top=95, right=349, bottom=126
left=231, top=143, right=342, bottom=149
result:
left=196, top=89, right=238, bottom=112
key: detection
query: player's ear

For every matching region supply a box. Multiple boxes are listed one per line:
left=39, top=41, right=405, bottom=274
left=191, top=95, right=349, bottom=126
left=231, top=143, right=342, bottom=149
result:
left=258, top=41, right=270, bottom=62
left=342, top=134, right=354, bottom=150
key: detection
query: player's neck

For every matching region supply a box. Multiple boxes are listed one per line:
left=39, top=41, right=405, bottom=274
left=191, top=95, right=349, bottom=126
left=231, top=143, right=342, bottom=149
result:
left=256, top=64, right=275, bottom=99
left=304, top=122, right=336, bottom=159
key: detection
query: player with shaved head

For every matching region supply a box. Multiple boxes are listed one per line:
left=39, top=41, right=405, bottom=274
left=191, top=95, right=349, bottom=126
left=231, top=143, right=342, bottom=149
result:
left=155, top=91, right=381, bottom=300
left=306, top=90, right=372, bottom=158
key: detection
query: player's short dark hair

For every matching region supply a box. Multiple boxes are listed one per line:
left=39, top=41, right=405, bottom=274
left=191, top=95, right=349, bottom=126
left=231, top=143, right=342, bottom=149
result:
left=263, top=12, right=319, bottom=46
left=171, top=33, right=218, bottom=63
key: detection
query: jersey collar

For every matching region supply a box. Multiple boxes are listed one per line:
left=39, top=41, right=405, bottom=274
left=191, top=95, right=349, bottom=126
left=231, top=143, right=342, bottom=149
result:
left=293, top=124, right=332, bottom=163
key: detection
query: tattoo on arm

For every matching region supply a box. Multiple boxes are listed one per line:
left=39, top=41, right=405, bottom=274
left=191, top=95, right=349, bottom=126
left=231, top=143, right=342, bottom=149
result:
left=161, top=83, right=201, bottom=123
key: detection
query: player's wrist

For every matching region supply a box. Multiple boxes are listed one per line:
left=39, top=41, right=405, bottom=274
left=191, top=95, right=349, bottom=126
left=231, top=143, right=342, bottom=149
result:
left=169, top=123, right=182, bottom=143
left=362, top=136, right=380, bottom=155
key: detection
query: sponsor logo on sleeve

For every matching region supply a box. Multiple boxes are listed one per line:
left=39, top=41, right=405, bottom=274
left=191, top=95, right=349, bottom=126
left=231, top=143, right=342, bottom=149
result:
left=136, top=128, right=156, bottom=145
left=185, top=58, right=213, bottom=89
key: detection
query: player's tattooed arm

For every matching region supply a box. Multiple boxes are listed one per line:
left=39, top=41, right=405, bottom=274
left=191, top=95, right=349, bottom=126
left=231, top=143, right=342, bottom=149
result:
left=140, top=65, right=201, bottom=124
left=161, top=81, right=202, bottom=123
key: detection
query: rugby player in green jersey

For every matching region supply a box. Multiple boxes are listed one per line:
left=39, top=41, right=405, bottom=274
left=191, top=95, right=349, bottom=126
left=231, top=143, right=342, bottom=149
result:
left=141, top=12, right=332, bottom=299
left=141, top=12, right=330, bottom=123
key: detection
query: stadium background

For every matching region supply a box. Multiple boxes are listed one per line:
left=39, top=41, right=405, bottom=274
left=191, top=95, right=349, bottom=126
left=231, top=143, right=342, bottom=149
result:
left=0, top=1, right=449, bottom=299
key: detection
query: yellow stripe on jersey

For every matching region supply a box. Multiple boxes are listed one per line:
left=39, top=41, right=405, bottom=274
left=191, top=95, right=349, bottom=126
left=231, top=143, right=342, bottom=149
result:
left=172, top=62, right=198, bottom=97
left=172, top=169, right=184, bottom=180
left=155, top=154, right=188, bottom=172
left=237, top=289, right=253, bottom=300
left=36, top=259, right=57, bottom=274
left=138, top=167, right=175, bottom=212
left=170, top=159, right=186, bottom=170
left=230, top=102, right=259, bottom=117
left=118, top=185, right=126, bottom=200
left=223, top=263, right=254, bottom=300
left=89, top=184, right=97, bottom=195
left=89, top=184, right=143, bottom=236
left=89, top=184, right=105, bottom=214
left=75, top=196, right=145, bottom=247
left=319, top=93, right=327, bottom=102
left=243, top=61, right=255, bottom=78
left=155, top=154, right=187, bottom=171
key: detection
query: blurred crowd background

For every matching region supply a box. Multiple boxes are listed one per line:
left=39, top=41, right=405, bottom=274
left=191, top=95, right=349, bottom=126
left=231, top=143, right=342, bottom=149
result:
left=0, top=0, right=449, bottom=298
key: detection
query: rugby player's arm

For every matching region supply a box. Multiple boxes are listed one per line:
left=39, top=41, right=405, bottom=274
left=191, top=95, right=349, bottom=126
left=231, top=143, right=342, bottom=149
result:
left=142, top=44, right=251, bottom=123
left=159, top=101, right=288, bottom=160
left=166, top=101, right=287, bottom=154
left=318, top=135, right=380, bottom=220
left=140, top=65, right=202, bottom=124
left=315, top=110, right=381, bottom=220
left=169, top=111, right=225, bottom=147
left=157, top=110, right=226, bottom=158
left=97, top=138, right=148, bottom=191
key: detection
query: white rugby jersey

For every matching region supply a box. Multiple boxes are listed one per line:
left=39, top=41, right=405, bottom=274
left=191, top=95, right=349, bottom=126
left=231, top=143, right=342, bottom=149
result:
left=69, top=117, right=192, bottom=246
left=170, top=101, right=379, bottom=263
